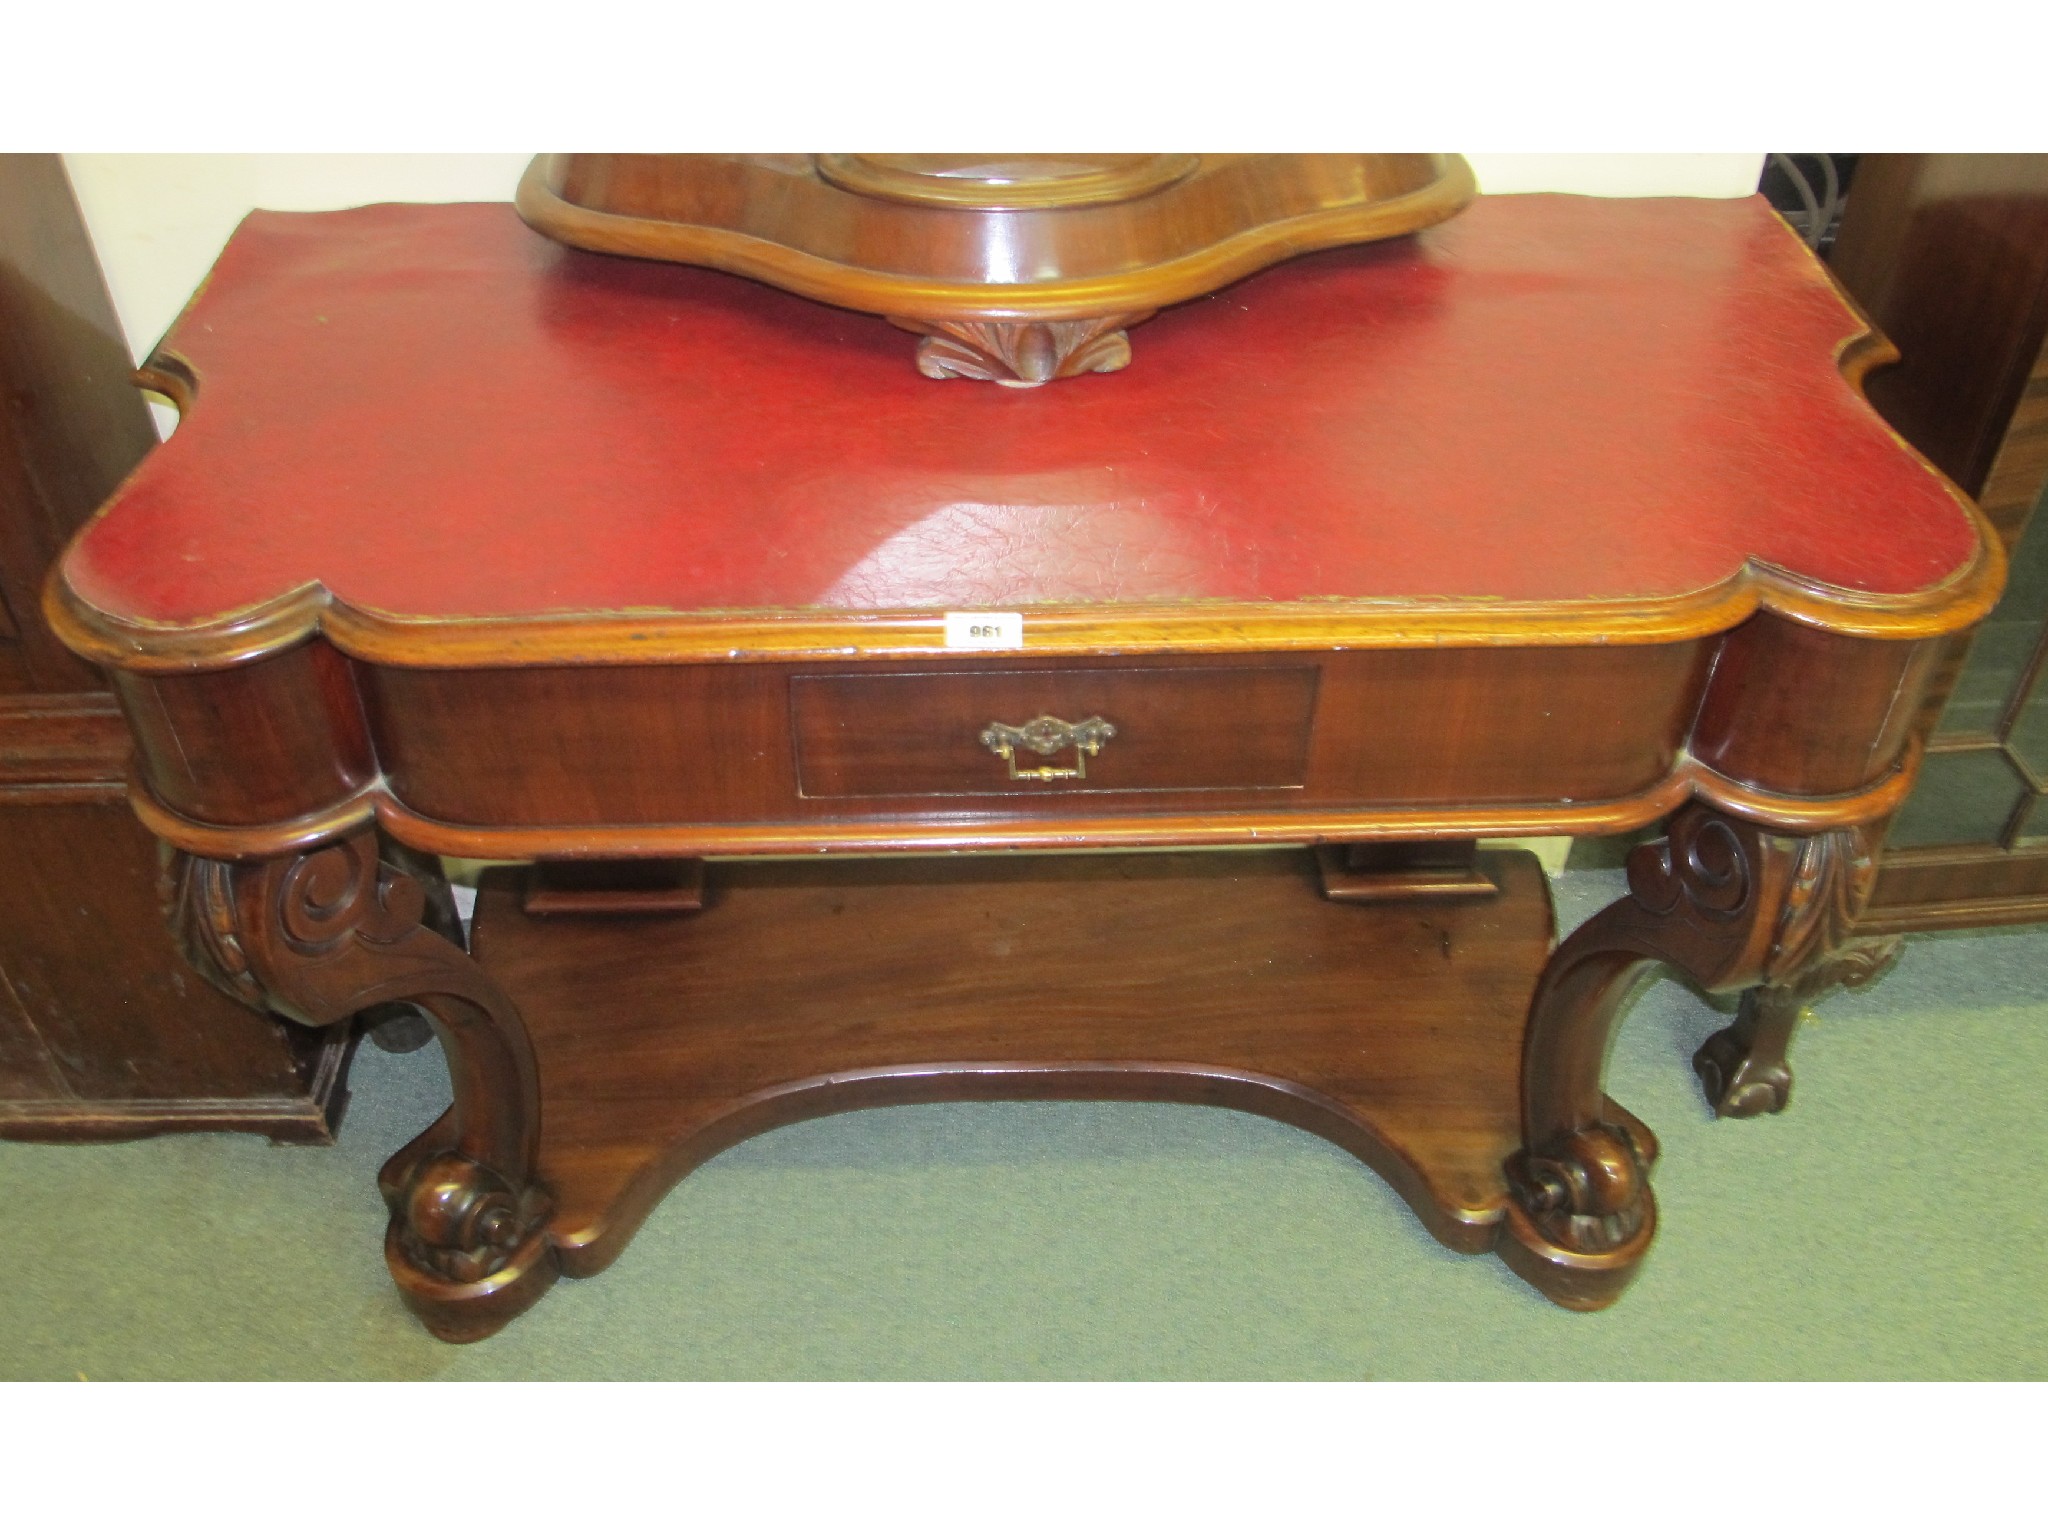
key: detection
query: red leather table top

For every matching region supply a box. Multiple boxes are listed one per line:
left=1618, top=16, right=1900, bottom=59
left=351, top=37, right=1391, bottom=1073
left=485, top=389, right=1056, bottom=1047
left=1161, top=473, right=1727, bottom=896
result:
left=62, top=195, right=1981, bottom=640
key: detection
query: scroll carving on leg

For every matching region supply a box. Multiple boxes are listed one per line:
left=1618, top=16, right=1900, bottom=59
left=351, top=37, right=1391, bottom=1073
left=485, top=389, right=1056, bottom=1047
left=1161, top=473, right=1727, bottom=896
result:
left=1503, top=807, right=1885, bottom=1309
left=161, top=832, right=556, bottom=1341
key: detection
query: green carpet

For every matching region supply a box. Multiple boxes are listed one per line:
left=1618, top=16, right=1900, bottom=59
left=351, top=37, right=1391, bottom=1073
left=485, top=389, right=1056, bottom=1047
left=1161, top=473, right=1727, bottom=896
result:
left=5, top=867, right=2045, bottom=1379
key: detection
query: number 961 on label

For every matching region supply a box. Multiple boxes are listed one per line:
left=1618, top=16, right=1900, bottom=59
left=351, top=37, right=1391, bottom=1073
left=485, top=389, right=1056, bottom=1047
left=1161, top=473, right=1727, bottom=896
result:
left=943, top=612, right=1024, bottom=650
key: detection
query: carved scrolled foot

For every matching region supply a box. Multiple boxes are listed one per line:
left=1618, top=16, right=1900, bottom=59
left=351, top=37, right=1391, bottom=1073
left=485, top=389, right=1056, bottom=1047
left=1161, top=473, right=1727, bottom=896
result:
left=391, top=1149, right=552, bottom=1284
left=1506, top=1122, right=1653, bottom=1253
left=382, top=1148, right=559, bottom=1343
left=893, top=312, right=1153, bottom=384
left=1501, top=1121, right=1659, bottom=1309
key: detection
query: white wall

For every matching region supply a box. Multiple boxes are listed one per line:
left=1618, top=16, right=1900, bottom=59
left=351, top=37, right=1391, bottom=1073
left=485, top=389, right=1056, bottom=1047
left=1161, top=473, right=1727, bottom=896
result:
left=1465, top=153, right=1763, bottom=198
left=66, top=155, right=531, bottom=367
left=66, top=154, right=1766, bottom=369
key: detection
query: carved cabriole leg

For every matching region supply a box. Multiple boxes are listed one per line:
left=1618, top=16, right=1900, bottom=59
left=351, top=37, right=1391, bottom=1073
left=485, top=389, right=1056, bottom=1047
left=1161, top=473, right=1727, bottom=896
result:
left=162, top=831, right=556, bottom=1342
left=1503, top=807, right=1882, bottom=1309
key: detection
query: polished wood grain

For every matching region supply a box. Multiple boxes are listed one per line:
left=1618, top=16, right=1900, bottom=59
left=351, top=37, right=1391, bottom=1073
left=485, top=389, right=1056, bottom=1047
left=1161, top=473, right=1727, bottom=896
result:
left=517, top=153, right=1475, bottom=383
left=451, top=848, right=1566, bottom=1306
left=523, top=857, right=705, bottom=917
left=0, top=691, right=127, bottom=797
left=1977, top=349, right=2048, bottom=551
left=1316, top=841, right=1498, bottom=903
left=95, top=618, right=1955, bottom=864
left=790, top=664, right=1319, bottom=797
left=1859, top=845, right=2048, bottom=931
left=211, top=747, right=1925, bottom=864
left=1685, top=614, right=1935, bottom=793
left=516, top=155, right=1474, bottom=319
left=817, top=154, right=1203, bottom=208
left=115, top=640, right=375, bottom=827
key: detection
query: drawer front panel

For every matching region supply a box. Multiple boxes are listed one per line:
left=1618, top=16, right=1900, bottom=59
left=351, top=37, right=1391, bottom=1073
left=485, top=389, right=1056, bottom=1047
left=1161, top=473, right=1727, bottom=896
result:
left=792, top=666, right=1320, bottom=798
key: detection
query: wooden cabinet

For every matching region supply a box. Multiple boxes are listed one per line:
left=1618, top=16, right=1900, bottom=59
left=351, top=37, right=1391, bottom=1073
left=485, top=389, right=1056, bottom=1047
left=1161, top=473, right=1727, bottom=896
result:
left=1827, top=154, right=2048, bottom=930
left=0, top=154, right=350, bottom=1141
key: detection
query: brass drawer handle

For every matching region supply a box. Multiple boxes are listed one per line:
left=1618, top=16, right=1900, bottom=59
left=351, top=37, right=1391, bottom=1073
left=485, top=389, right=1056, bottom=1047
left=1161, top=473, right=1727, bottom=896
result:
left=979, top=715, right=1117, bottom=781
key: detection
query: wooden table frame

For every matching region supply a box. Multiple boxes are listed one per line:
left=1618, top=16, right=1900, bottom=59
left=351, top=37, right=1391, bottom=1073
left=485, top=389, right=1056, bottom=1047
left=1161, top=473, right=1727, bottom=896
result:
left=47, top=584, right=1995, bottom=1339
left=44, top=196, right=2002, bottom=1341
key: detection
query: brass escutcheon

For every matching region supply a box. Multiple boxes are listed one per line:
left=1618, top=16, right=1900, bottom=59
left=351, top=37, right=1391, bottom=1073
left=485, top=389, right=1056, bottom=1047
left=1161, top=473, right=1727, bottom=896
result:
left=979, top=715, right=1117, bottom=782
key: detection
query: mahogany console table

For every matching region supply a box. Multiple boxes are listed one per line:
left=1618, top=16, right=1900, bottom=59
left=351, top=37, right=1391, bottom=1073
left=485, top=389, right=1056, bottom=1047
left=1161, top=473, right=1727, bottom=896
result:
left=47, top=196, right=1999, bottom=1342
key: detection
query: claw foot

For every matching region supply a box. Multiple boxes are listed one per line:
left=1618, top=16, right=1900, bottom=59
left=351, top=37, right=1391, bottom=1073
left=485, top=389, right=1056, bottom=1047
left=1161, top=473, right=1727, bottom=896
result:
left=1694, top=1014, right=1793, bottom=1117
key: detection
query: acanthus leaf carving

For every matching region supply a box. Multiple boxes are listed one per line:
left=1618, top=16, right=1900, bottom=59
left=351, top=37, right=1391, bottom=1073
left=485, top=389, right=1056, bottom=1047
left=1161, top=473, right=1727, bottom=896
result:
left=161, top=845, right=265, bottom=1009
left=891, top=312, right=1153, bottom=384
left=1763, top=823, right=1880, bottom=984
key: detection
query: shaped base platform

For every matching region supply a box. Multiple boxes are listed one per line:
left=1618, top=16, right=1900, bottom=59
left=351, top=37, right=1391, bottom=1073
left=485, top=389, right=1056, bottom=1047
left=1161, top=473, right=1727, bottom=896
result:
left=382, top=848, right=1656, bottom=1339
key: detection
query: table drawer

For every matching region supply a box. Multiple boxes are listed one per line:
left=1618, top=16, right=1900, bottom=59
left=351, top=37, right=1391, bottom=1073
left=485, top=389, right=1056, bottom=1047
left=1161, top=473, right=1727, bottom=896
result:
left=791, top=666, right=1319, bottom=798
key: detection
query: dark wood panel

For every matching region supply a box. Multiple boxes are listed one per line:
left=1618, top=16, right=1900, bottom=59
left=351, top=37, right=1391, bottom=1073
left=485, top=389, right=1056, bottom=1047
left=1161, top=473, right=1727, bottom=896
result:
left=367, top=653, right=800, bottom=828
left=0, top=692, right=128, bottom=791
left=0, top=154, right=155, bottom=693
left=465, top=848, right=1561, bottom=1276
left=0, top=797, right=334, bottom=1111
left=1830, top=153, right=2048, bottom=517
left=1980, top=355, right=2048, bottom=542
left=791, top=664, right=1319, bottom=798
left=1861, top=844, right=2048, bottom=932
left=0, top=953, right=68, bottom=1102
left=117, top=642, right=378, bottom=827
left=1688, top=617, right=1932, bottom=795
left=1305, top=644, right=1714, bottom=807
left=364, top=643, right=1714, bottom=833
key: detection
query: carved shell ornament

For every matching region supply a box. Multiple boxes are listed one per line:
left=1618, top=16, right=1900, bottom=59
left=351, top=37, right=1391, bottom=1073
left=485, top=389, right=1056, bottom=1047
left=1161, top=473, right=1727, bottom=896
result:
left=516, top=153, right=1477, bottom=383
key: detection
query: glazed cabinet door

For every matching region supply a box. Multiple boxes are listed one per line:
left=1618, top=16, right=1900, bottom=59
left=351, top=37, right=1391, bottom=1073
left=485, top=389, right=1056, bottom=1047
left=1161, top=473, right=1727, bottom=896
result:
left=1828, top=153, right=2048, bottom=930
